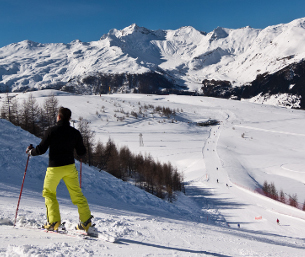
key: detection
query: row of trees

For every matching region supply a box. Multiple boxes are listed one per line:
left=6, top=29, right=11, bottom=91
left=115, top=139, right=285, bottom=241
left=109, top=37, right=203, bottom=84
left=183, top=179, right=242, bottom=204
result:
left=1, top=93, right=184, bottom=201
left=1, top=93, right=59, bottom=137
left=73, top=116, right=184, bottom=201
left=112, top=102, right=181, bottom=121
left=91, top=138, right=184, bottom=201
left=262, top=181, right=305, bottom=210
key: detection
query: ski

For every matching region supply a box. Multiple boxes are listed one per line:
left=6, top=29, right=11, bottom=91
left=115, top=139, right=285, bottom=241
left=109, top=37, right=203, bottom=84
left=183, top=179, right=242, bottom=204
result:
left=13, top=222, right=118, bottom=243
left=40, top=223, right=118, bottom=243
left=67, top=228, right=118, bottom=243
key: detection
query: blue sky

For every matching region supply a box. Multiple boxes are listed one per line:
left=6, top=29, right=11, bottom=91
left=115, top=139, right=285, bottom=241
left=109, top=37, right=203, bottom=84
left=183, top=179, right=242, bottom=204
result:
left=0, top=0, right=304, bottom=48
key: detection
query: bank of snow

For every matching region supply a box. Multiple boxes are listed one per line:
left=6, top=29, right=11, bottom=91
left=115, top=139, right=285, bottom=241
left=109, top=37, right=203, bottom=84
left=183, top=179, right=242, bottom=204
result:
left=1, top=92, right=305, bottom=256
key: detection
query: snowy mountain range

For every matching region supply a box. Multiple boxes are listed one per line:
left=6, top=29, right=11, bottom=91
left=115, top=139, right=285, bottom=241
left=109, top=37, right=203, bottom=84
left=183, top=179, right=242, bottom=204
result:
left=1, top=18, right=305, bottom=107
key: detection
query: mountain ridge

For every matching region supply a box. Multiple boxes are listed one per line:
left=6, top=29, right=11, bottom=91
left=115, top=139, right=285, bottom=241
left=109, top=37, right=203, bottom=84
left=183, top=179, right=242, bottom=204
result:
left=1, top=17, right=305, bottom=107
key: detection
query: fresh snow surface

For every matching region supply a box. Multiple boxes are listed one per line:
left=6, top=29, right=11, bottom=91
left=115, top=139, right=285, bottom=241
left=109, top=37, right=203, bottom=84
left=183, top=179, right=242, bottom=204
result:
left=1, top=17, right=305, bottom=92
left=1, top=90, right=305, bottom=256
left=247, top=93, right=302, bottom=109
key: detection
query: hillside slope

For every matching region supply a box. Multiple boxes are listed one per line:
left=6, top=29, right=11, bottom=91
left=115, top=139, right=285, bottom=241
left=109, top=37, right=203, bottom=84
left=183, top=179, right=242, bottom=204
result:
left=1, top=91, right=305, bottom=256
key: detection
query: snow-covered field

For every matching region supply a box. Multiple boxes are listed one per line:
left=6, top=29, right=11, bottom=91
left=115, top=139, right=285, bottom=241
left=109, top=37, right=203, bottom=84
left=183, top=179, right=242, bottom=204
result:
left=1, top=90, right=305, bottom=256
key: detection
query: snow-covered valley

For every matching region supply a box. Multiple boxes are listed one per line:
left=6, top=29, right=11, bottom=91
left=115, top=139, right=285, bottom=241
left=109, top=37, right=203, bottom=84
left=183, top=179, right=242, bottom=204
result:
left=0, top=90, right=305, bottom=256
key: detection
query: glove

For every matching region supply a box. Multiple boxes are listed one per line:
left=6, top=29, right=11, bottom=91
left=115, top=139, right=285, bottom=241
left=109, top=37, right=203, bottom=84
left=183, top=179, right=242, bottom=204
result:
left=26, top=144, right=34, bottom=155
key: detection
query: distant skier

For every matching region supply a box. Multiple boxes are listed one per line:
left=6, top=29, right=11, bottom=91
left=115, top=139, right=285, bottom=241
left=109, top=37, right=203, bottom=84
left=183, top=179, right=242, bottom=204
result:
left=26, top=107, right=93, bottom=232
left=237, top=223, right=240, bottom=228
left=277, top=219, right=280, bottom=225
left=217, top=179, right=219, bottom=183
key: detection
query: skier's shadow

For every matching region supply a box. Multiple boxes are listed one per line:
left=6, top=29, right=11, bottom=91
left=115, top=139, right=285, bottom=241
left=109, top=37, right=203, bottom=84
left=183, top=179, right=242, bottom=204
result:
left=117, top=238, right=232, bottom=257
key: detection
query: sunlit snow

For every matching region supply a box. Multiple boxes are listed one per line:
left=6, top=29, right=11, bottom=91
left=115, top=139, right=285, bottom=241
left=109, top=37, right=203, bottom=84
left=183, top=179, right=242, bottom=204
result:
left=0, top=90, right=304, bottom=256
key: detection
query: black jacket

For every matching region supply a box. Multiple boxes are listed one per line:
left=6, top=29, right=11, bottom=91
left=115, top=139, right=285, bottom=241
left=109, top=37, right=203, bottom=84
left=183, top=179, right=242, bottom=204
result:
left=31, top=120, right=86, bottom=167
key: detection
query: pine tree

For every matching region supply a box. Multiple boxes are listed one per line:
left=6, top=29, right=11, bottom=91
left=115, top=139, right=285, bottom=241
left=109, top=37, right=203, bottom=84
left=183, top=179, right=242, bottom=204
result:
left=19, top=94, right=40, bottom=135
left=1, top=93, right=18, bottom=123
left=104, top=138, right=120, bottom=178
left=262, top=181, right=270, bottom=196
left=10, top=97, right=20, bottom=126
left=279, top=189, right=286, bottom=203
left=78, top=117, right=95, bottom=165
left=19, top=98, right=30, bottom=131
left=92, top=140, right=105, bottom=169
left=0, top=104, right=6, bottom=120
left=155, top=161, right=165, bottom=198
left=134, top=153, right=145, bottom=187
left=43, top=93, right=59, bottom=128
left=27, top=94, right=40, bottom=135
left=270, top=182, right=278, bottom=200
left=289, top=194, right=298, bottom=208
left=119, top=146, right=133, bottom=178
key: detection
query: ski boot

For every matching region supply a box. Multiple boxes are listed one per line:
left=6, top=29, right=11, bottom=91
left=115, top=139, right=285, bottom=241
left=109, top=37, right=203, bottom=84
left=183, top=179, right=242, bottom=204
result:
left=76, top=215, right=98, bottom=237
left=42, top=221, right=61, bottom=232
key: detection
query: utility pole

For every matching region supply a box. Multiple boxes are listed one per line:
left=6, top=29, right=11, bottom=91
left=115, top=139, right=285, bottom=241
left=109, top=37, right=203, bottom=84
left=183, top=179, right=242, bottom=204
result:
left=139, top=133, right=144, bottom=147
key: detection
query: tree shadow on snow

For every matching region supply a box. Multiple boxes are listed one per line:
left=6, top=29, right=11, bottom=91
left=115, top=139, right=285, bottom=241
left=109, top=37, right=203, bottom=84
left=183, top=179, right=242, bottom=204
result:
left=185, top=184, right=248, bottom=211
left=117, top=238, right=232, bottom=257
left=217, top=226, right=305, bottom=250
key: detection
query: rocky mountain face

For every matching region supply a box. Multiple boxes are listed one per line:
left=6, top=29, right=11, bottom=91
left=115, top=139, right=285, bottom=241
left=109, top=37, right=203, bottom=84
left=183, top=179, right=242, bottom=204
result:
left=1, top=18, right=305, bottom=108
left=201, top=59, right=305, bottom=108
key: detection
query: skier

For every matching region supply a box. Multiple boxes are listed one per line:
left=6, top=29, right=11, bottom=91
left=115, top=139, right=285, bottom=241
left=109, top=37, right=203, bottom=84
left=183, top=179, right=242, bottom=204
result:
left=277, top=219, right=280, bottom=225
left=26, top=107, right=93, bottom=232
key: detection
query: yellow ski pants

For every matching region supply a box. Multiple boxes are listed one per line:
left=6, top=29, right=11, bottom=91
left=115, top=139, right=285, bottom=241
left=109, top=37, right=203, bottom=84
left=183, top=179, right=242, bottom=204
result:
left=42, top=164, right=91, bottom=224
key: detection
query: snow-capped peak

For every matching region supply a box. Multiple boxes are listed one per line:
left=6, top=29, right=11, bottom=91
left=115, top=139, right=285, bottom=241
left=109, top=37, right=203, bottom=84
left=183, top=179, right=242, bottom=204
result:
left=101, top=23, right=159, bottom=40
left=120, top=23, right=152, bottom=36
left=209, top=26, right=230, bottom=40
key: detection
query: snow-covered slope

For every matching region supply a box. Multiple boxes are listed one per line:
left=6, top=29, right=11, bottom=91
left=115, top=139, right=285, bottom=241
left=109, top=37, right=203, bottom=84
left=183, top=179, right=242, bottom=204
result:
left=1, top=18, right=305, bottom=93
left=1, top=91, right=305, bottom=256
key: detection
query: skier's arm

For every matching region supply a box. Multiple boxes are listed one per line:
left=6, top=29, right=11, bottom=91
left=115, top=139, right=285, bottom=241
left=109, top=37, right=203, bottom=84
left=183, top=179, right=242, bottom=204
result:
left=75, top=131, right=86, bottom=157
left=31, top=129, right=51, bottom=156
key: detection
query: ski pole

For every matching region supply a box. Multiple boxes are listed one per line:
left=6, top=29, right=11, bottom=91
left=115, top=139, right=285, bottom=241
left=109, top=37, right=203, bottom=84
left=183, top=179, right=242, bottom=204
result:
left=79, top=159, right=82, bottom=188
left=14, top=154, right=30, bottom=226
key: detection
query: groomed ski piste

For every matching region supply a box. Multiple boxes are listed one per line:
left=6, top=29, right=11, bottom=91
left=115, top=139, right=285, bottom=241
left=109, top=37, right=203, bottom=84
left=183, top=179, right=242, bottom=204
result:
left=1, top=90, right=305, bottom=256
